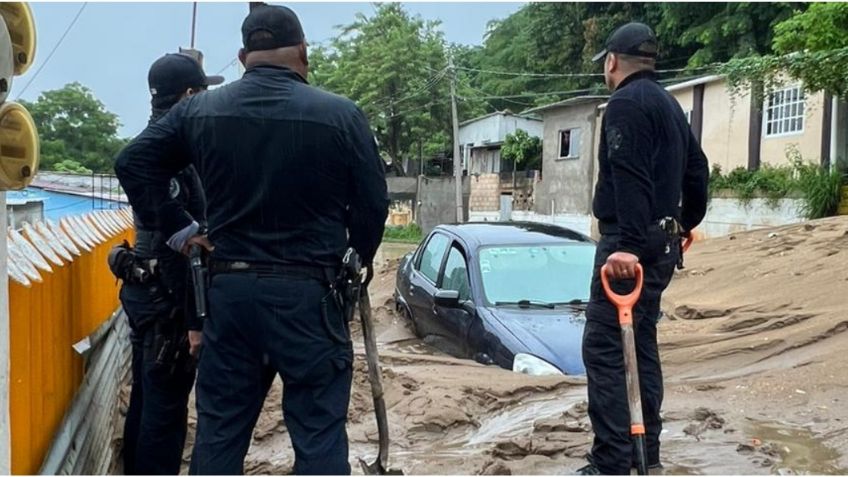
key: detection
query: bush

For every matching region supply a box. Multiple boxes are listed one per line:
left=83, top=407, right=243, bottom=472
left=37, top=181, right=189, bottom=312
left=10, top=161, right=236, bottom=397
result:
left=709, top=164, right=795, bottom=207
left=708, top=149, right=845, bottom=219
left=797, top=165, right=844, bottom=219
left=383, top=223, right=423, bottom=243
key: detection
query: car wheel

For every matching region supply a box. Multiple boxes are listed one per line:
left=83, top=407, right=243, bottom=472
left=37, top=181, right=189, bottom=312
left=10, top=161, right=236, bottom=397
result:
left=402, top=306, right=421, bottom=338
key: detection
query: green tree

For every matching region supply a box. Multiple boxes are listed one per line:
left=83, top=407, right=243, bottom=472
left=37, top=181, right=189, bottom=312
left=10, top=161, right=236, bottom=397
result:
left=20, top=82, right=126, bottom=173
left=501, top=129, right=542, bottom=171
left=309, top=4, right=454, bottom=175
left=655, top=3, right=805, bottom=66
left=720, top=2, right=848, bottom=99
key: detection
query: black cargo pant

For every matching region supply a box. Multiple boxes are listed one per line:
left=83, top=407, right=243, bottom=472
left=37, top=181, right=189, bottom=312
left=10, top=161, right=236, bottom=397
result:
left=121, top=283, right=196, bottom=475
left=189, top=271, right=353, bottom=475
left=583, top=227, right=679, bottom=474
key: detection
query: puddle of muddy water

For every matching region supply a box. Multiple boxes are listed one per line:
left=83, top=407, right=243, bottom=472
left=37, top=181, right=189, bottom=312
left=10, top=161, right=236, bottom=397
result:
left=659, top=418, right=846, bottom=476
left=745, top=420, right=846, bottom=475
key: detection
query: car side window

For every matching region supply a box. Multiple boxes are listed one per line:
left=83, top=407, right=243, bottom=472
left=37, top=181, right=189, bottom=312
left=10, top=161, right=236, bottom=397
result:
left=440, top=245, right=471, bottom=301
left=418, top=233, right=450, bottom=283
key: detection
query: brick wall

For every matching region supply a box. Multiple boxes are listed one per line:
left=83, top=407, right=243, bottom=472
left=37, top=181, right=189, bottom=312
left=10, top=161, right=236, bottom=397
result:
left=469, top=173, right=500, bottom=212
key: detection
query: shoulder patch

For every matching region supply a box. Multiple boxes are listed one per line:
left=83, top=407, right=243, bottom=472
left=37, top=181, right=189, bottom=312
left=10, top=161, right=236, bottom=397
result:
left=607, top=127, right=624, bottom=152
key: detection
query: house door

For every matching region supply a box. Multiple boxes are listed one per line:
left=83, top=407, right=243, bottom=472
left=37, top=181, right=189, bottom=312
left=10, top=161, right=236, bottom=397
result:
left=499, top=193, right=513, bottom=221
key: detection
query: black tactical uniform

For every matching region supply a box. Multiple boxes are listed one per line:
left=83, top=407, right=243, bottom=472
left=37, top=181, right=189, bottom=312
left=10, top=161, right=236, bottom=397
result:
left=119, top=52, right=222, bottom=475
left=115, top=6, right=389, bottom=475
left=581, top=23, right=709, bottom=475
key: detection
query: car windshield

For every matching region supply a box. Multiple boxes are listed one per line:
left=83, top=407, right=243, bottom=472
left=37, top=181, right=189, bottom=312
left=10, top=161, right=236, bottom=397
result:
left=478, top=243, right=595, bottom=305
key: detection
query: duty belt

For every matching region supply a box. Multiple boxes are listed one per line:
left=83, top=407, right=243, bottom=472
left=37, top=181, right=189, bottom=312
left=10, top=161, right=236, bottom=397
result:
left=209, top=260, right=335, bottom=282
left=598, top=217, right=682, bottom=236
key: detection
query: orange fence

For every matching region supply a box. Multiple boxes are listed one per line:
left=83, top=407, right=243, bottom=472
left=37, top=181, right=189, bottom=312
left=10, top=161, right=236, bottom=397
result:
left=7, top=208, right=135, bottom=475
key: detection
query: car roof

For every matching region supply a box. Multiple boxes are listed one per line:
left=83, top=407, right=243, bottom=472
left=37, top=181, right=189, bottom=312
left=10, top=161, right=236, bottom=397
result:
left=435, top=222, right=595, bottom=249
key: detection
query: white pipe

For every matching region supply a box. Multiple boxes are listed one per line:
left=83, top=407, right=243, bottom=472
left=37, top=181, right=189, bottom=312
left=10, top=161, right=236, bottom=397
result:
left=831, top=96, right=839, bottom=171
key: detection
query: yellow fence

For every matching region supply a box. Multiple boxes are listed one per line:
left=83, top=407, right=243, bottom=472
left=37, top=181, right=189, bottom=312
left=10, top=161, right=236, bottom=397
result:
left=8, top=208, right=135, bottom=475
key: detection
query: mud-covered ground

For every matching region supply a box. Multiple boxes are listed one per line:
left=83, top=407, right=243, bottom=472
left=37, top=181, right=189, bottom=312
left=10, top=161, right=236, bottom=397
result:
left=119, top=218, right=848, bottom=475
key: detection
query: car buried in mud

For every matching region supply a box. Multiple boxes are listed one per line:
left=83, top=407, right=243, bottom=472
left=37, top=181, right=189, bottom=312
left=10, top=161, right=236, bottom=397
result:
left=394, top=222, right=595, bottom=376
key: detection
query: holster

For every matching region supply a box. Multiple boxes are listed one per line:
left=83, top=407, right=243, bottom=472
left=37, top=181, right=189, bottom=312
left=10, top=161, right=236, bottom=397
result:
left=658, top=216, right=686, bottom=270
left=152, top=304, right=193, bottom=375
left=320, top=248, right=362, bottom=345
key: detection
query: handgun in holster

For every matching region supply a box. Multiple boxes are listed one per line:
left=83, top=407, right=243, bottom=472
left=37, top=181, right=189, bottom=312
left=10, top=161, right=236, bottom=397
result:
left=340, top=247, right=363, bottom=323
left=659, top=216, right=687, bottom=270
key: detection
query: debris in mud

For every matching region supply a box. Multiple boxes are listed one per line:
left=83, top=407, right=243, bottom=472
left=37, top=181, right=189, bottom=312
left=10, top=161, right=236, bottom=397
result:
left=683, top=408, right=725, bottom=440
left=480, top=460, right=512, bottom=475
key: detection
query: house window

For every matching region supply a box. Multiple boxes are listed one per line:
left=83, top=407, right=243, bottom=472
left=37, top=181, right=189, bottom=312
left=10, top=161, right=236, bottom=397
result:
left=764, top=86, right=805, bottom=137
left=558, top=128, right=581, bottom=159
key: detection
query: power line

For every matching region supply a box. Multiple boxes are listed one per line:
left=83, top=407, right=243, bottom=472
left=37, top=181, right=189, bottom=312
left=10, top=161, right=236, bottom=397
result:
left=368, top=67, right=448, bottom=110
left=456, top=75, right=705, bottom=101
left=455, top=64, right=719, bottom=79
left=16, top=2, right=88, bottom=100
left=215, top=58, right=238, bottom=76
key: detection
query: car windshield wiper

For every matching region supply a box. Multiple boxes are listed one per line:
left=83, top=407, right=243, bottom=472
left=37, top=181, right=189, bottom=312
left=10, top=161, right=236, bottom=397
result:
left=557, top=299, right=590, bottom=306
left=495, top=300, right=555, bottom=309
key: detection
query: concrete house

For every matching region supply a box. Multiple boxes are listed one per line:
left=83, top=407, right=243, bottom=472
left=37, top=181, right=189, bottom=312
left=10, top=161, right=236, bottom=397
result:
left=458, top=111, right=543, bottom=174
left=665, top=75, right=848, bottom=172
left=514, top=96, right=609, bottom=235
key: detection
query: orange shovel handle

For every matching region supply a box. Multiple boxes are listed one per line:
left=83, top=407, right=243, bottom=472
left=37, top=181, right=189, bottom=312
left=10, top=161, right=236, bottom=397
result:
left=600, top=264, right=644, bottom=326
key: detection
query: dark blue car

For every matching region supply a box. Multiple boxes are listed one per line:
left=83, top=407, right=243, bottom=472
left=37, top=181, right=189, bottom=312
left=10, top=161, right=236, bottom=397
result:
left=394, top=222, right=596, bottom=376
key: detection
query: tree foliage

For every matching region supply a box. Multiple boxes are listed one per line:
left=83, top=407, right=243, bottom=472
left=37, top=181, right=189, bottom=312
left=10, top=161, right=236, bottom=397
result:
left=309, top=4, right=455, bottom=173
left=720, top=3, right=848, bottom=99
left=501, top=129, right=542, bottom=170
left=21, top=82, right=127, bottom=173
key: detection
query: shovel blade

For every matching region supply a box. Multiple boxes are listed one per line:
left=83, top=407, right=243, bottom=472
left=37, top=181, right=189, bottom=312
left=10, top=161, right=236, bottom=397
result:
left=358, top=457, right=404, bottom=475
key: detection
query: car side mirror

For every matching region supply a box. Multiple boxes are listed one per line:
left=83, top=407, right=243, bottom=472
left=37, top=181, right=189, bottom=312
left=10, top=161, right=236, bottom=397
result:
left=434, top=290, right=460, bottom=308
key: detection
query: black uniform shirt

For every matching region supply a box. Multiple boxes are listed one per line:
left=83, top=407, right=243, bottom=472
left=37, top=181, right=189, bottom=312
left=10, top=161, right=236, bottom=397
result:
left=593, top=70, right=709, bottom=257
left=115, top=65, right=389, bottom=266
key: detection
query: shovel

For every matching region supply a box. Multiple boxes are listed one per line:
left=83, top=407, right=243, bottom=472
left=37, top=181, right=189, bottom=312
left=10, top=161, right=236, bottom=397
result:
left=600, top=263, right=648, bottom=475
left=357, top=266, right=404, bottom=475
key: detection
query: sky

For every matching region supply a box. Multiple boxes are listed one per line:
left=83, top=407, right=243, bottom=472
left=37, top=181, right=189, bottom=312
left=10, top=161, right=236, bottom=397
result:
left=11, top=2, right=524, bottom=137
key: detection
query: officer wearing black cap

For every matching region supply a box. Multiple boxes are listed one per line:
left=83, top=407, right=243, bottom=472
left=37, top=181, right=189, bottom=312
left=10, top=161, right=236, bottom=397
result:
left=115, top=4, right=389, bottom=475
left=117, top=52, right=221, bottom=475
left=577, top=23, right=709, bottom=475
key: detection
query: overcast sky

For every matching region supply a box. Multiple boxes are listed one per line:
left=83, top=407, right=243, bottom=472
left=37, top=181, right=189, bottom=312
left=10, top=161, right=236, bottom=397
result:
left=12, top=2, right=524, bottom=137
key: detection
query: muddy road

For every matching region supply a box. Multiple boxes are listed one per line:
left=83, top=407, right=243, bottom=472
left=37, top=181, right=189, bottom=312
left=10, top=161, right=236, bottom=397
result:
left=157, top=217, right=848, bottom=475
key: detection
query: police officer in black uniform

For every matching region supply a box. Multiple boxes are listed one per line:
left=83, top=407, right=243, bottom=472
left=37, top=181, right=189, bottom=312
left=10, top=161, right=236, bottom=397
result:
left=116, top=53, right=222, bottom=475
left=114, top=5, right=389, bottom=475
left=577, top=23, right=709, bottom=475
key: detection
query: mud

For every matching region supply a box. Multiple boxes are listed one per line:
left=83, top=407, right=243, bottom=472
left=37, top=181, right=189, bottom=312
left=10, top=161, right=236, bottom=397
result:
left=170, top=219, right=848, bottom=474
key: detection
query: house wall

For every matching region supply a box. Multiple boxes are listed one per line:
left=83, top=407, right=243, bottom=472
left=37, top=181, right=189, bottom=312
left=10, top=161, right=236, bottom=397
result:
left=699, top=197, right=804, bottom=238
left=679, top=80, right=751, bottom=173
left=469, top=173, right=500, bottom=213
left=760, top=89, right=826, bottom=166
left=535, top=101, right=601, bottom=217
left=417, top=176, right=470, bottom=234
left=458, top=115, right=502, bottom=147
left=500, top=114, right=544, bottom=141
left=671, top=78, right=828, bottom=172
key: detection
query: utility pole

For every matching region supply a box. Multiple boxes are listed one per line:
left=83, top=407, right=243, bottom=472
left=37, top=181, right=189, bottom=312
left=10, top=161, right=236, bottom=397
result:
left=449, top=56, right=463, bottom=223
left=190, top=2, right=198, bottom=48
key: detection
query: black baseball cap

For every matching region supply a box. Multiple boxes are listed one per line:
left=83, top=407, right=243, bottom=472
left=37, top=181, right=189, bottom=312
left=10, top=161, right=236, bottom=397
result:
left=148, top=53, right=224, bottom=97
left=242, top=4, right=305, bottom=53
left=592, top=22, right=658, bottom=63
